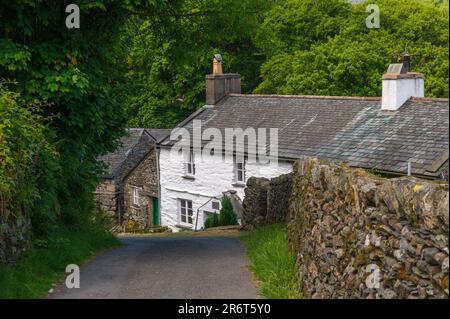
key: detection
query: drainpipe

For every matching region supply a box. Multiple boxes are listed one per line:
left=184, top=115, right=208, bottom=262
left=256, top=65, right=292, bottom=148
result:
left=117, top=183, right=122, bottom=230
left=156, top=145, right=161, bottom=226
left=118, top=194, right=121, bottom=227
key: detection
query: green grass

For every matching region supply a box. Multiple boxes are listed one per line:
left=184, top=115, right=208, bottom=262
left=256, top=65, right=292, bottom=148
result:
left=0, top=227, right=120, bottom=298
left=240, top=224, right=302, bottom=299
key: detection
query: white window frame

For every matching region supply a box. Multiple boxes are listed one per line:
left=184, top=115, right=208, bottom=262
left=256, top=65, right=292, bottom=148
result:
left=179, top=199, right=194, bottom=225
left=184, top=150, right=196, bottom=177
left=234, top=159, right=246, bottom=184
left=211, top=200, right=220, bottom=211
left=132, top=186, right=140, bottom=207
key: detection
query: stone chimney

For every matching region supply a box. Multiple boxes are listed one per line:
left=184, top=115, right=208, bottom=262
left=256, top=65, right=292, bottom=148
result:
left=212, top=53, right=223, bottom=75
left=381, top=54, right=424, bottom=111
left=206, top=54, right=241, bottom=105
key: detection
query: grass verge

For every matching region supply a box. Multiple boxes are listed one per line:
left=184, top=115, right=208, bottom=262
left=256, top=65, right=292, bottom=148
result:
left=240, top=224, right=302, bottom=299
left=0, top=226, right=120, bottom=298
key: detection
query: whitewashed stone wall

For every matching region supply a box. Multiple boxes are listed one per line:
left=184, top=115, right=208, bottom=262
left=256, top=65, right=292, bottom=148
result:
left=159, top=148, right=292, bottom=231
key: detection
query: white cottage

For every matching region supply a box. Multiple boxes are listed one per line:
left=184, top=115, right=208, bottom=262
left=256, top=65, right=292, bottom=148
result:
left=157, top=55, right=449, bottom=231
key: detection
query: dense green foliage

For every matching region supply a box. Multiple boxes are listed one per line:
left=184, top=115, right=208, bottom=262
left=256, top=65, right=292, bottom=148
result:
left=204, top=196, right=238, bottom=229
left=1, top=1, right=128, bottom=296
left=255, top=0, right=449, bottom=97
left=240, top=224, right=302, bottom=299
left=0, top=84, right=58, bottom=239
left=124, top=0, right=270, bottom=128
left=0, top=1, right=131, bottom=239
left=0, top=85, right=52, bottom=205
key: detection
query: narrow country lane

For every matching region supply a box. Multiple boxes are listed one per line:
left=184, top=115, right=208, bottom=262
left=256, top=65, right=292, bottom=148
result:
left=49, top=235, right=259, bottom=299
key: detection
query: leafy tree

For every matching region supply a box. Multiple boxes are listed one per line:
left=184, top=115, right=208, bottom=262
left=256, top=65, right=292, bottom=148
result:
left=255, top=0, right=449, bottom=97
left=255, top=0, right=350, bottom=57
left=0, top=0, right=131, bottom=236
left=0, top=82, right=59, bottom=237
left=123, top=0, right=271, bottom=128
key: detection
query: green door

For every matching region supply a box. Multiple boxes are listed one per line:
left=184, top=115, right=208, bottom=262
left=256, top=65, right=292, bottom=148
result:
left=152, top=197, right=159, bottom=226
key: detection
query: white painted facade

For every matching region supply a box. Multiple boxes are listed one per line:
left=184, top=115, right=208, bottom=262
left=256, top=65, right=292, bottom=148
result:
left=158, top=147, right=292, bottom=231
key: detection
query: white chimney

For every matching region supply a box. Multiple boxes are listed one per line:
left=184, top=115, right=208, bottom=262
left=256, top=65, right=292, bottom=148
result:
left=381, top=55, right=424, bottom=111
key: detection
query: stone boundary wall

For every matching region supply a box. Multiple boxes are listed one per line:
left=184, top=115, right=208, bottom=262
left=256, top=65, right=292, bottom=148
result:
left=242, top=173, right=293, bottom=229
left=288, top=158, right=449, bottom=299
left=267, top=173, right=294, bottom=224
left=0, top=205, right=31, bottom=265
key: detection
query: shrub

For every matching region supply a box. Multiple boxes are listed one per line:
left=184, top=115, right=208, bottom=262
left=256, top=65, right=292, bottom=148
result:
left=218, top=196, right=238, bottom=226
left=0, top=83, right=60, bottom=240
left=204, top=196, right=238, bottom=229
left=204, top=213, right=219, bottom=229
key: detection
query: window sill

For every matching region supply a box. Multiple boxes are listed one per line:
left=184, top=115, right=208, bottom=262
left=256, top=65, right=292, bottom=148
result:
left=232, top=182, right=246, bottom=188
left=176, top=223, right=194, bottom=230
left=182, top=175, right=196, bottom=180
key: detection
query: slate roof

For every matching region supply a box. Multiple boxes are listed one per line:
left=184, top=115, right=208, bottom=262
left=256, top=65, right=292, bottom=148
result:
left=99, top=128, right=170, bottom=180
left=160, top=94, right=449, bottom=179
left=147, top=129, right=172, bottom=144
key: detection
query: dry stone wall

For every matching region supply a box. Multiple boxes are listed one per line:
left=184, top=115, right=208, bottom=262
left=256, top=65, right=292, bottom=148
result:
left=287, top=158, right=449, bottom=299
left=242, top=173, right=293, bottom=229
left=267, top=173, right=294, bottom=224
left=242, top=177, right=270, bottom=229
left=0, top=207, right=31, bottom=264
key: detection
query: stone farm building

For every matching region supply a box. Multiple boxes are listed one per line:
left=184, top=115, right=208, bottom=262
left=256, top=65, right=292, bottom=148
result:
left=95, top=128, right=170, bottom=231
left=157, top=55, right=449, bottom=232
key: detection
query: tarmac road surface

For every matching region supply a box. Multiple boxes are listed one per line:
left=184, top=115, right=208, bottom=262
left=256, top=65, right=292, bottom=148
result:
left=49, top=235, right=259, bottom=299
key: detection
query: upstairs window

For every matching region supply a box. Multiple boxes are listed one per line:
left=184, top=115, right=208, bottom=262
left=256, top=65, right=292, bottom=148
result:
left=179, top=199, right=193, bottom=224
left=234, top=159, right=246, bottom=184
left=185, top=150, right=196, bottom=176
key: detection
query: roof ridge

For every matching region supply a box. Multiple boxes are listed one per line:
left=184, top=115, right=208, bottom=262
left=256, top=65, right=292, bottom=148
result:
left=118, top=131, right=145, bottom=166
left=227, top=93, right=382, bottom=101
left=158, top=107, right=207, bottom=145
left=146, top=128, right=172, bottom=143
left=410, top=97, right=449, bottom=102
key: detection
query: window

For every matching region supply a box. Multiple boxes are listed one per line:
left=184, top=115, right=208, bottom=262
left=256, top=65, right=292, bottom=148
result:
left=234, top=159, right=246, bottom=183
left=179, top=199, right=193, bottom=224
left=132, top=187, right=140, bottom=206
left=185, top=150, right=196, bottom=176
left=212, top=201, right=220, bottom=210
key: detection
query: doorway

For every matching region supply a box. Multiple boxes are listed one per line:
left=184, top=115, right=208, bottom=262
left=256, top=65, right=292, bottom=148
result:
left=152, top=197, right=159, bottom=226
